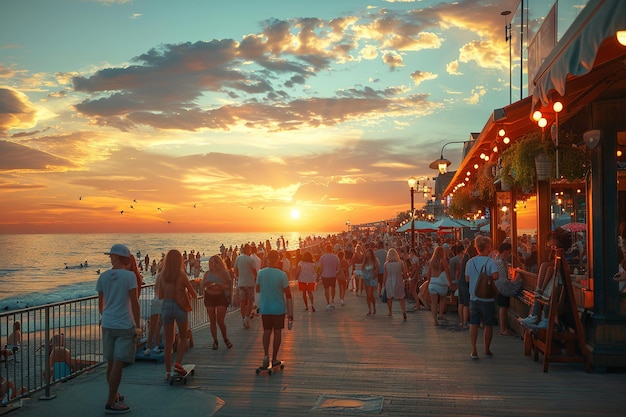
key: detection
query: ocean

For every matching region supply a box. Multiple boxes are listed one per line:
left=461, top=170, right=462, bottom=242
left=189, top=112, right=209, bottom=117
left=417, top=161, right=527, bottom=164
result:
left=0, top=231, right=331, bottom=312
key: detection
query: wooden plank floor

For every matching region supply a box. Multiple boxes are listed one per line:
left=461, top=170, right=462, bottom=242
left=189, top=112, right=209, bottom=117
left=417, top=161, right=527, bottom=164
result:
left=12, top=283, right=626, bottom=416
left=177, top=284, right=626, bottom=416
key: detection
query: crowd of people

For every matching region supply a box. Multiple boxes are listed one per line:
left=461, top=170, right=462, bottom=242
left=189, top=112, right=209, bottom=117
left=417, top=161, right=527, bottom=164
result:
left=2, top=227, right=587, bottom=413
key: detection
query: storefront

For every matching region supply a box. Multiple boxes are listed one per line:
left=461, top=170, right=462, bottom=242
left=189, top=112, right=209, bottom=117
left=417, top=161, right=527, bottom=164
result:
left=444, top=0, right=626, bottom=369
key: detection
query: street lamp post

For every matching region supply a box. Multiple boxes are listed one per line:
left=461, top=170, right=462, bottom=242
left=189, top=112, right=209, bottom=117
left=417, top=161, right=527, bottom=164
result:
left=501, top=10, right=512, bottom=104
left=408, top=176, right=417, bottom=250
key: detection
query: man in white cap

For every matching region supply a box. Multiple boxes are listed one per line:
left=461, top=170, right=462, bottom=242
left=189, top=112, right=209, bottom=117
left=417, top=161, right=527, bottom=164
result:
left=96, top=244, right=141, bottom=414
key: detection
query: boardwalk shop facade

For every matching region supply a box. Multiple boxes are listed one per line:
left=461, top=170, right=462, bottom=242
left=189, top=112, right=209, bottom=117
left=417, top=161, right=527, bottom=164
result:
left=442, top=0, right=626, bottom=369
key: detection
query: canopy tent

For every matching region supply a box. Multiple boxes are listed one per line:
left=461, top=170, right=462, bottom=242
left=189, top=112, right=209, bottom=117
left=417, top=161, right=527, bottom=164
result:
left=395, top=220, right=437, bottom=233
left=433, top=218, right=465, bottom=229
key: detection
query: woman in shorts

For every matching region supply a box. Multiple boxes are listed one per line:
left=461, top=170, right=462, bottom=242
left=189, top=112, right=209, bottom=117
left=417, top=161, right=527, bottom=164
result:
left=295, top=251, right=317, bottom=312
left=203, top=255, right=233, bottom=350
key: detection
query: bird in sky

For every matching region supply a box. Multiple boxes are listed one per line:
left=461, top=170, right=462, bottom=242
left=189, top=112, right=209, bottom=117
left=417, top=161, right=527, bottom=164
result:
left=157, top=208, right=162, bottom=212
left=120, top=210, right=124, bottom=215
left=248, top=207, right=253, bottom=210
left=130, top=205, right=134, bottom=209
left=78, top=196, right=82, bottom=200
left=167, top=220, right=171, bottom=224
left=193, top=203, right=197, bottom=208
left=133, top=199, right=138, bottom=203
left=261, top=206, right=265, bottom=210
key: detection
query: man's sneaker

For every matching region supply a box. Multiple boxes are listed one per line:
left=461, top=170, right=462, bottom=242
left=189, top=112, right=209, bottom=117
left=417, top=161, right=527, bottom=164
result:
left=340, top=299, right=345, bottom=306
left=326, top=304, right=332, bottom=310
left=330, top=303, right=335, bottom=309
left=152, top=346, right=161, bottom=354
left=262, top=355, right=269, bottom=368
left=143, top=348, right=151, bottom=356
left=520, top=315, right=538, bottom=325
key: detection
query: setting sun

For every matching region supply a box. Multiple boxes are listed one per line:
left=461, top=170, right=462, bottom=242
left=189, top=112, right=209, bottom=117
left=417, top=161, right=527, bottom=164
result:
left=291, top=208, right=300, bottom=219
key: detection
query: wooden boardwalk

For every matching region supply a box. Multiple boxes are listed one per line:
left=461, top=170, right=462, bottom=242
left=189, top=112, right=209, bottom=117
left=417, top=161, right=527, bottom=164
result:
left=9, top=283, right=626, bottom=416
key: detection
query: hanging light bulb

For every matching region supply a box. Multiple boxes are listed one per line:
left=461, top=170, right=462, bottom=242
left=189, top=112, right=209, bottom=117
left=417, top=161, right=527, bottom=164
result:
left=498, top=129, right=506, bottom=137
left=532, top=110, right=543, bottom=121
left=503, top=136, right=510, bottom=144
left=538, top=117, right=547, bottom=128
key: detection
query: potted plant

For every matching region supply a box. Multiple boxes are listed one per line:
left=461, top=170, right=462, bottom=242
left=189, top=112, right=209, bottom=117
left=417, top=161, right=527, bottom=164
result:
left=448, top=184, right=489, bottom=218
left=557, top=132, right=589, bottom=180
left=498, top=132, right=554, bottom=190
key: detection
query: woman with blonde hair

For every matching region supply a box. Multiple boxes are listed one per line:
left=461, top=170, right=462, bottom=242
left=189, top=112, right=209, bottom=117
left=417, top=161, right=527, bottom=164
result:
left=203, top=255, right=233, bottom=350
left=383, top=248, right=408, bottom=320
left=427, top=246, right=453, bottom=326
left=158, top=249, right=198, bottom=381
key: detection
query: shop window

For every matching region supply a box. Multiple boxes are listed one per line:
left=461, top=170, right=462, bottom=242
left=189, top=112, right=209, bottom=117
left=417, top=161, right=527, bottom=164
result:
left=515, top=195, right=538, bottom=272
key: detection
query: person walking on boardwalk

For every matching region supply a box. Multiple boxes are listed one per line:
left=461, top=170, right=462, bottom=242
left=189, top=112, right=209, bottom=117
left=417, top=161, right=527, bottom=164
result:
left=295, top=251, right=317, bottom=312
left=465, top=236, right=499, bottom=359
left=374, top=241, right=387, bottom=298
left=96, top=244, right=142, bottom=414
left=383, top=248, right=408, bottom=320
left=158, top=249, right=198, bottom=381
left=234, top=244, right=258, bottom=328
left=362, top=248, right=380, bottom=315
left=319, top=244, right=345, bottom=310
left=203, top=255, right=233, bottom=350
left=256, top=250, right=293, bottom=368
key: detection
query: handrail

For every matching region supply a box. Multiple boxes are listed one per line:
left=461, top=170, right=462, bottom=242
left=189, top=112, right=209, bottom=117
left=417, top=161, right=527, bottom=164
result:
left=1, top=279, right=235, bottom=405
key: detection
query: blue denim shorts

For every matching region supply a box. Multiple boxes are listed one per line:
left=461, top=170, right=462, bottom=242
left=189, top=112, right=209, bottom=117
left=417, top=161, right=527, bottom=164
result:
left=161, top=298, right=188, bottom=325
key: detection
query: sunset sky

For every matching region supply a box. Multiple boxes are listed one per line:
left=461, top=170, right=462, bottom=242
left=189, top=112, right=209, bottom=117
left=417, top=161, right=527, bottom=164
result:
left=0, top=0, right=521, bottom=234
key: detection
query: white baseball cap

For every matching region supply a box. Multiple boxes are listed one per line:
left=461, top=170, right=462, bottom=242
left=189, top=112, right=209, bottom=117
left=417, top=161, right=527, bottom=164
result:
left=104, top=244, right=131, bottom=257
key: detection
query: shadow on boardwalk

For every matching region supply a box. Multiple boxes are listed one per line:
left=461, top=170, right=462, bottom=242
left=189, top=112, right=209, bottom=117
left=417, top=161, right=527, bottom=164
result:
left=8, top=284, right=626, bottom=416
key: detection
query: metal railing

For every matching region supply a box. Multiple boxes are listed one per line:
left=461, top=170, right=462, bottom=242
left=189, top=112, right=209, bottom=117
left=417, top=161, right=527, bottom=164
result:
left=1, top=280, right=237, bottom=405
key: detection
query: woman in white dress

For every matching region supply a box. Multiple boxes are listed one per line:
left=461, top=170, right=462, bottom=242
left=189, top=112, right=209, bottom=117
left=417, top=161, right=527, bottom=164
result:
left=383, top=248, right=408, bottom=320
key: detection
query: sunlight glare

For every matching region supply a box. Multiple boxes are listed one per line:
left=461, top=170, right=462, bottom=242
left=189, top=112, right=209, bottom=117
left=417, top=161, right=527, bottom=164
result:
left=291, top=208, right=300, bottom=219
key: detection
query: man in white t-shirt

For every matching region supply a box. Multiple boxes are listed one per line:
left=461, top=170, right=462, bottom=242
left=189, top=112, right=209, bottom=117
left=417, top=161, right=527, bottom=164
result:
left=96, top=244, right=141, bottom=414
left=234, top=244, right=258, bottom=328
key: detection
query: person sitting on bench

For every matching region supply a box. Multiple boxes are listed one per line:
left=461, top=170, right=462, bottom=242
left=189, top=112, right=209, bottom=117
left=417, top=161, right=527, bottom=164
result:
left=519, top=228, right=571, bottom=326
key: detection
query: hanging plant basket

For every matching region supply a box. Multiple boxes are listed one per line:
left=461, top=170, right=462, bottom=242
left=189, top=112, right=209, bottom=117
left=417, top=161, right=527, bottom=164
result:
left=535, top=153, right=553, bottom=181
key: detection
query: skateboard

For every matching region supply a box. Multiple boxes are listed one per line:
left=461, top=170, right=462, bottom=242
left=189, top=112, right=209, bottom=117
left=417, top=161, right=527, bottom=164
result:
left=170, top=363, right=195, bottom=385
left=255, top=360, right=284, bottom=375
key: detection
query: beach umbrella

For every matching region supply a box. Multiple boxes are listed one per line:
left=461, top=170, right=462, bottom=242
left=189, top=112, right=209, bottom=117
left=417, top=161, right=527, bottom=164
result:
left=561, top=222, right=586, bottom=233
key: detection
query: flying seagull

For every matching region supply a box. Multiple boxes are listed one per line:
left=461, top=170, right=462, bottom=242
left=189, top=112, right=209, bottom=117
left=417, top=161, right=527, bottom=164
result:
left=193, top=203, right=197, bottom=208
left=130, top=205, right=134, bottom=209
left=120, top=210, right=124, bottom=215
left=133, top=199, right=138, bottom=203
left=78, top=196, right=82, bottom=200
left=157, top=208, right=162, bottom=212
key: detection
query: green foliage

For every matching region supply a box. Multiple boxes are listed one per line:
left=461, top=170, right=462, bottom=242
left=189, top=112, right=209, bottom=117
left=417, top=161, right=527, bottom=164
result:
left=448, top=185, right=489, bottom=218
left=498, top=132, right=553, bottom=190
